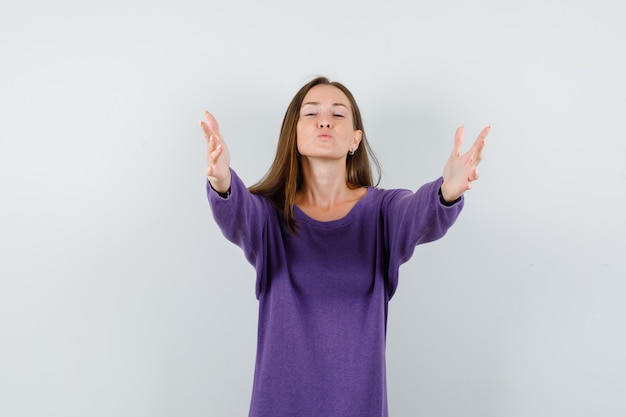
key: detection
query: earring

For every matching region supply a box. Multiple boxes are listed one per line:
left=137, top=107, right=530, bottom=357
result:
left=349, top=148, right=355, bottom=156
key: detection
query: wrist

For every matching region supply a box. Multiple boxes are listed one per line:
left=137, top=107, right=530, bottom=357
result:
left=439, top=185, right=461, bottom=206
left=208, top=180, right=231, bottom=199
left=208, top=171, right=232, bottom=194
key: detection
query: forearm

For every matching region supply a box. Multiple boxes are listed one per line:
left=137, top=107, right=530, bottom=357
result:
left=207, top=168, right=267, bottom=265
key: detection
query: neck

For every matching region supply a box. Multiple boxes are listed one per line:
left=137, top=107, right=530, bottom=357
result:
left=297, top=157, right=351, bottom=207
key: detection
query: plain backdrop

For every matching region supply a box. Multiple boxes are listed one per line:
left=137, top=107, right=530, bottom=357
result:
left=1, top=0, right=625, bottom=416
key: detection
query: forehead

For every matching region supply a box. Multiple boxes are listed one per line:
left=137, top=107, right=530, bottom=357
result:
left=301, top=84, right=351, bottom=107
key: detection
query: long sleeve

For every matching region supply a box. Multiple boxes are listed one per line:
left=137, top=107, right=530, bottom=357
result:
left=382, top=177, right=464, bottom=295
left=206, top=168, right=270, bottom=278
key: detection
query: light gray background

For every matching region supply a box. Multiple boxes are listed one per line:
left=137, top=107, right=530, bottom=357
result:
left=1, top=0, right=624, bottom=416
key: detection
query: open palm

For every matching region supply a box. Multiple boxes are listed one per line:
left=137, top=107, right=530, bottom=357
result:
left=200, top=111, right=231, bottom=193
left=441, top=125, right=491, bottom=202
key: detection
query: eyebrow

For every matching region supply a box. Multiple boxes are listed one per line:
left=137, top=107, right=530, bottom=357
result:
left=301, top=102, right=349, bottom=109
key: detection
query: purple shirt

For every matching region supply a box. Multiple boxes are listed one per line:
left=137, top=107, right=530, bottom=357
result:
left=207, top=169, right=463, bottom=417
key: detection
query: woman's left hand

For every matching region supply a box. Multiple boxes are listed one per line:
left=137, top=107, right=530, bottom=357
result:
left=440, top=125, right=491, bottom=202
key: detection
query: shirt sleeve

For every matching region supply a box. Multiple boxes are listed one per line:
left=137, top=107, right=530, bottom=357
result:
left=206, top=168, right=269, bottom=270
left=383, top=176, right=464, bottom=271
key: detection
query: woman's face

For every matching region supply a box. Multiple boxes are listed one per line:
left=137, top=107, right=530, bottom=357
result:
left=296, top=84, right=362, bottom=161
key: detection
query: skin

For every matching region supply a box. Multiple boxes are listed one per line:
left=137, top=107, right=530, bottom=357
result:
left=200, top=85, right=491, bottom=219
left=293, top=85, right=366, bottom=220
left=200, top=112, right=231, bottom=194
left=441, top=123, right=491, bottom=202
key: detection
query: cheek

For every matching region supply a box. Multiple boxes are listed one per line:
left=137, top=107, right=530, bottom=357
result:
left=296, top=120, right=312, bottom=140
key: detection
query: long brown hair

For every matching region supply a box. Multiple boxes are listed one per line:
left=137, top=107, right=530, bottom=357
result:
left=248, top=77, right=381, bottom=232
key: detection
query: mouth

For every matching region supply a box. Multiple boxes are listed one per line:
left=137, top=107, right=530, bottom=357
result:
left=317, top=134, right=332, bottom=140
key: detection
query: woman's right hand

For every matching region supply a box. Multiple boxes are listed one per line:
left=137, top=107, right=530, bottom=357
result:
left=200, top=111, right=232, bottom=193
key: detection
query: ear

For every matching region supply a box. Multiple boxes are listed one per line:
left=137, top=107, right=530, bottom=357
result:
left=352, top=130, right=363, bottom=150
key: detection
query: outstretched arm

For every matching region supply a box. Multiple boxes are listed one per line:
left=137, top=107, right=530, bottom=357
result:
left=440, top=125, right=491, bottom=202
left=200, top=111, right=232, bottom=193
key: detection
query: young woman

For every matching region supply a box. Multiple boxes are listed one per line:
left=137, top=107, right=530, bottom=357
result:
left=201, top=77, right=491, bottom=417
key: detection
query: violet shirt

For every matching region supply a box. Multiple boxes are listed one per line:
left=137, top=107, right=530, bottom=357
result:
left=207, top=169, right=463, bottom=417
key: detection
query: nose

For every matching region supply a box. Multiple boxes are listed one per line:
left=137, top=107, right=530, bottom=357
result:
left=318, top=113, right=331, bottom=128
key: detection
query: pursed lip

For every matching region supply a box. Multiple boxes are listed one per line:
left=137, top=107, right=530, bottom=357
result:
left=317, top=133, right=332, bottom=140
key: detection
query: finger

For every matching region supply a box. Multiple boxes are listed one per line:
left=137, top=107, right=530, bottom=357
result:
left=452, top=124, right=465, bottom=157
left=209, top=143, right=223, bottom=162
left=207, top=141, right=224, bottom=166
left=200, top=120, right=213, bottom=144
left=209, top=135, right=219, bottom=152
left=475, top=125, right=491, bottom=149
left=203, top=134, right=217, bottom=156
left=207, top=155, right=222, bottom=175
left=467, top=125, right=491, bottom=162
left=204, top=111, right=222, bottom=139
